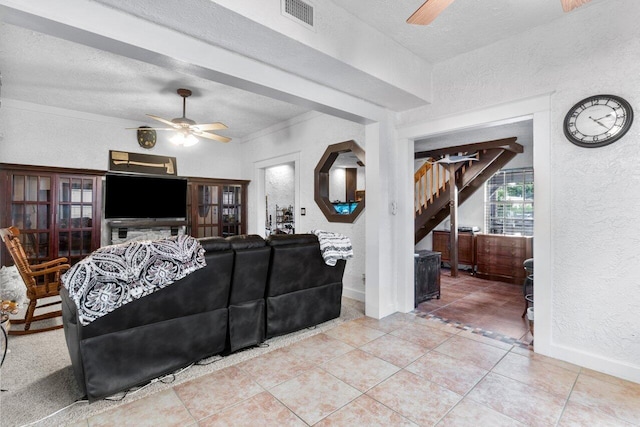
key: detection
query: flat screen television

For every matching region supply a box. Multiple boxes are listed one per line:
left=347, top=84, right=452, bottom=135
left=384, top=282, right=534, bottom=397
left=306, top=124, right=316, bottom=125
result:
left=105, top=173, right=188, bottom=219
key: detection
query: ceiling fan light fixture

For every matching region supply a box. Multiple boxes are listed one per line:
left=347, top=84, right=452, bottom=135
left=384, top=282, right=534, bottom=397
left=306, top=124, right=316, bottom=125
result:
left=170, top=132, right=199, bottom=147
left=141, top=88, right=231, bottom=144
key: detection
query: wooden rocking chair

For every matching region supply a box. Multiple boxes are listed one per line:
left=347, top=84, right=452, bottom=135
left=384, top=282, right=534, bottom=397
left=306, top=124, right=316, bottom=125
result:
left=0, top=226, right=70, bottom=335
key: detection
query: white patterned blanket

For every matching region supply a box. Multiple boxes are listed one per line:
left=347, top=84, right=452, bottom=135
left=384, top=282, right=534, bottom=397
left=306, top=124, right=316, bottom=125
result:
left=61, top=235, right=206, bottom=325
left=311, top=230, right=354, bottom=266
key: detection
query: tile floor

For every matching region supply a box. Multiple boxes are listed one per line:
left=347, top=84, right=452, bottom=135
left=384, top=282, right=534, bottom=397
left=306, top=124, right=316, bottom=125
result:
left=415, top=269, right=533, bottom=343
left=69, top=309, right=640, bottom=426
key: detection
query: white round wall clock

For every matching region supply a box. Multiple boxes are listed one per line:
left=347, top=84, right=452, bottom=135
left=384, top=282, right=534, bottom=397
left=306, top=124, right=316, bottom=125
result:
left=563, top=94, right=634, bottom=148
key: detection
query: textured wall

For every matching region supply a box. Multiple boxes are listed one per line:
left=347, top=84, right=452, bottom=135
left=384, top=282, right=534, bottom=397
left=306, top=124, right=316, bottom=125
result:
left=400, top=0, right=640, bottom=372
left=241, top=113, right=366, bottom=300
left=0, top=101, right=245, bottom=179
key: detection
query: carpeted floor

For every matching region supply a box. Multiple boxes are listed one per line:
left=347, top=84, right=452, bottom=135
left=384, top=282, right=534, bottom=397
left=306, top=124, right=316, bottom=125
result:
left=0, top=298, right=364, bottom=427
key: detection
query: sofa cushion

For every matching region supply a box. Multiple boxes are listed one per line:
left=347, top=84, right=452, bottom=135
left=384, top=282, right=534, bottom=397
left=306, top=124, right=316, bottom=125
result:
left=227, top=234, right=266, bottom=250
left=198, top=237, right=231, bottom=252
left=267, top=234, right=317, bottom=247
left=266, top=282, right=342, bottom=338
left=266, top=242, right=345, bottom=296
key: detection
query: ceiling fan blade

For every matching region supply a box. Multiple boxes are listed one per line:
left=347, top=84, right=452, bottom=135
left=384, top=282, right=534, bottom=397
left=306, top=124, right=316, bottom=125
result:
left=190, top=122, right=228, bottom=131
left=560, top=0, right=591, bottom=12
left=407, top=0, right=455, bottom=25
left=196, top=131, right=232, bottom=143
left=146, top=114, right=180, bottom=128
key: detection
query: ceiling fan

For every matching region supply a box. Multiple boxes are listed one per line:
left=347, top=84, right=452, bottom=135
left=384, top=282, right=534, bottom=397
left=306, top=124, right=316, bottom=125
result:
left=142, top=88, right=231, bottom=145
left=407, top=0, right=592, bottom=25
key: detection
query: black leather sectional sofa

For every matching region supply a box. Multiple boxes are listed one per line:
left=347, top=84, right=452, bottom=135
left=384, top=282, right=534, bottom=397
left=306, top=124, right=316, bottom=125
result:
left=60, top=234, right=346, bottom=402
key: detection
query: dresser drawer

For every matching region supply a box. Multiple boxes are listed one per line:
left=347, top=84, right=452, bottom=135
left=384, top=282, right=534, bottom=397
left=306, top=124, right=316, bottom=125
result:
left=475, top=234, right=532, bottom=284
left=477, top=262, right=526, bottom=276
left=477, top=246, right=529, bottom=259
left=477, top=237, right=530, bottom=251
left=479, top=255, right=527, bottom=269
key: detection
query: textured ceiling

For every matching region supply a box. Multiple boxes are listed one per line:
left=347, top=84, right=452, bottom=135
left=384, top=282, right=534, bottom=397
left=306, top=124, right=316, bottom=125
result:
left=0, top=23, right=311, bottom=141
left=0, top=0, right=600, bottom=141
left=337, top=0, right=601, bottom=63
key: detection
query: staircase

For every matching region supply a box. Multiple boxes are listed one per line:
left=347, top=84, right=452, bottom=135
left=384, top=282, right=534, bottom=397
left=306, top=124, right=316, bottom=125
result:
left=414, top=137, right=523, bottom=244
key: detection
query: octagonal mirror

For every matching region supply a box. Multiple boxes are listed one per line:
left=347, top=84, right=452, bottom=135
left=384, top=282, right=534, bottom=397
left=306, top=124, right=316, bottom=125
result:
left=314, top=140, right=365, bottom=223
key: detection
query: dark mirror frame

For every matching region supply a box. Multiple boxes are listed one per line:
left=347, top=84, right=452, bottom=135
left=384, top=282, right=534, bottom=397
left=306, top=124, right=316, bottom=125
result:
left=314, top=140, right=365, bottom=223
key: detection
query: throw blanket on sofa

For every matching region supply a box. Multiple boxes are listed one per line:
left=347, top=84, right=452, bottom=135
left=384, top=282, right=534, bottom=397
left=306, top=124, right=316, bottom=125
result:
left=311, top=230, right=354, bottom=266
left=62, top=235, right=206, bottom=325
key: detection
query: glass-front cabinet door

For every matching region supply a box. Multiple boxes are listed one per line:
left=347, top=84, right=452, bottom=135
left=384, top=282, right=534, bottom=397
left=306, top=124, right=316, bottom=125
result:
left=190, top=183, right=220, bottom=238
left=7, top=172, right=53, bottom=264
left=187, top=179, right=248, bottom=238
left=56, top=175, right=101, bottom=265
left=222, top=185, right=242, bottom=237
left=0, top=165, right=102, bottom=266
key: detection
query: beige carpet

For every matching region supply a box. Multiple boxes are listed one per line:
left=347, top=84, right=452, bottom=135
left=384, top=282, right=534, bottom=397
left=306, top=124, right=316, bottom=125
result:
left=0, top=298, right=364, bottom=427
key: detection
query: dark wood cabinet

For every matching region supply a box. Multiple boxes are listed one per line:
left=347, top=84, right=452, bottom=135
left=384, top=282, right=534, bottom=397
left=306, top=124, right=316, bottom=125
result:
left=415, top=250, right=441, bottom=306
left=432, top=230, right=476, bottom=271
left=2, top=165, right=250, bottom=266
left=475, top=234, right=533, bottom=284
left=0, top=164, right=102, bottom=266
left=186, top=178, right=248, bottom=238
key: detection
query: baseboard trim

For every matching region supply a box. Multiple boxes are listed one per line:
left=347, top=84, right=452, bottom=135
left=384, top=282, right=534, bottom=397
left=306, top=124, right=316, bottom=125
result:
left=543, top=342, right=640, bottom=384
left=342, top=287, right=365, bottom=302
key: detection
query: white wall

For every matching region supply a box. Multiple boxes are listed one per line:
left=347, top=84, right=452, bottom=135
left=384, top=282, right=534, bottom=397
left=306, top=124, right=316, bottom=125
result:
left=0, top=100, right=245, bottom=178
left=242, top=112, right=366, bottom=301
left=399, top=0, right=640, bottom=382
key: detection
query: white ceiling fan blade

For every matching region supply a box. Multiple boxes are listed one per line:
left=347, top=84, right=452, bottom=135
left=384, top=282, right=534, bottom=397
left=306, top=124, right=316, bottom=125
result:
left=190, top=122, right=228, bottom=131
left=196, top=131, right=232, bottom=143
left=561, top=0, right=591, bottom=12
left=146, top=114, right=180, bottom=128
left=407, top=0, right=455, bottom=25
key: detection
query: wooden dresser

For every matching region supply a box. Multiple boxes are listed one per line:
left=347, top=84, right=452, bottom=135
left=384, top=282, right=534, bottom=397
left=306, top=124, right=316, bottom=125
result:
left=475, top=234, right=533, bottom=284
left=432, top=230, right=476, bottom=271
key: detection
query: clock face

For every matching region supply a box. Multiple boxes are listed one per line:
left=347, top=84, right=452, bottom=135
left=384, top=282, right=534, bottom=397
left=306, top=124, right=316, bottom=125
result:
left=564, top=95, right=633, bottom=148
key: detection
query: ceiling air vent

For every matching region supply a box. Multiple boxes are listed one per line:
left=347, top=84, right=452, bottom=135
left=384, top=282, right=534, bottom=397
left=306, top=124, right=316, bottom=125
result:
left=281, top=0, right=314, bottom=29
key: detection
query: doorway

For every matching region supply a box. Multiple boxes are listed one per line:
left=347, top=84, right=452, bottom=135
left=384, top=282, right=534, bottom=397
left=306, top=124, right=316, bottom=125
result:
left=412, top=118, right=535, bottom=343
left=254, top=153, right=301, bottom=239
left=398, top=95, right=553, bottom=354
left=265, top=162, right=296, bottom=235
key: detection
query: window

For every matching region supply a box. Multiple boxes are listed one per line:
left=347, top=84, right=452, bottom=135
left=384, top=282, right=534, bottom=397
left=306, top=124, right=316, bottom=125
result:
left=485, top=168, right=533, bottom=236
